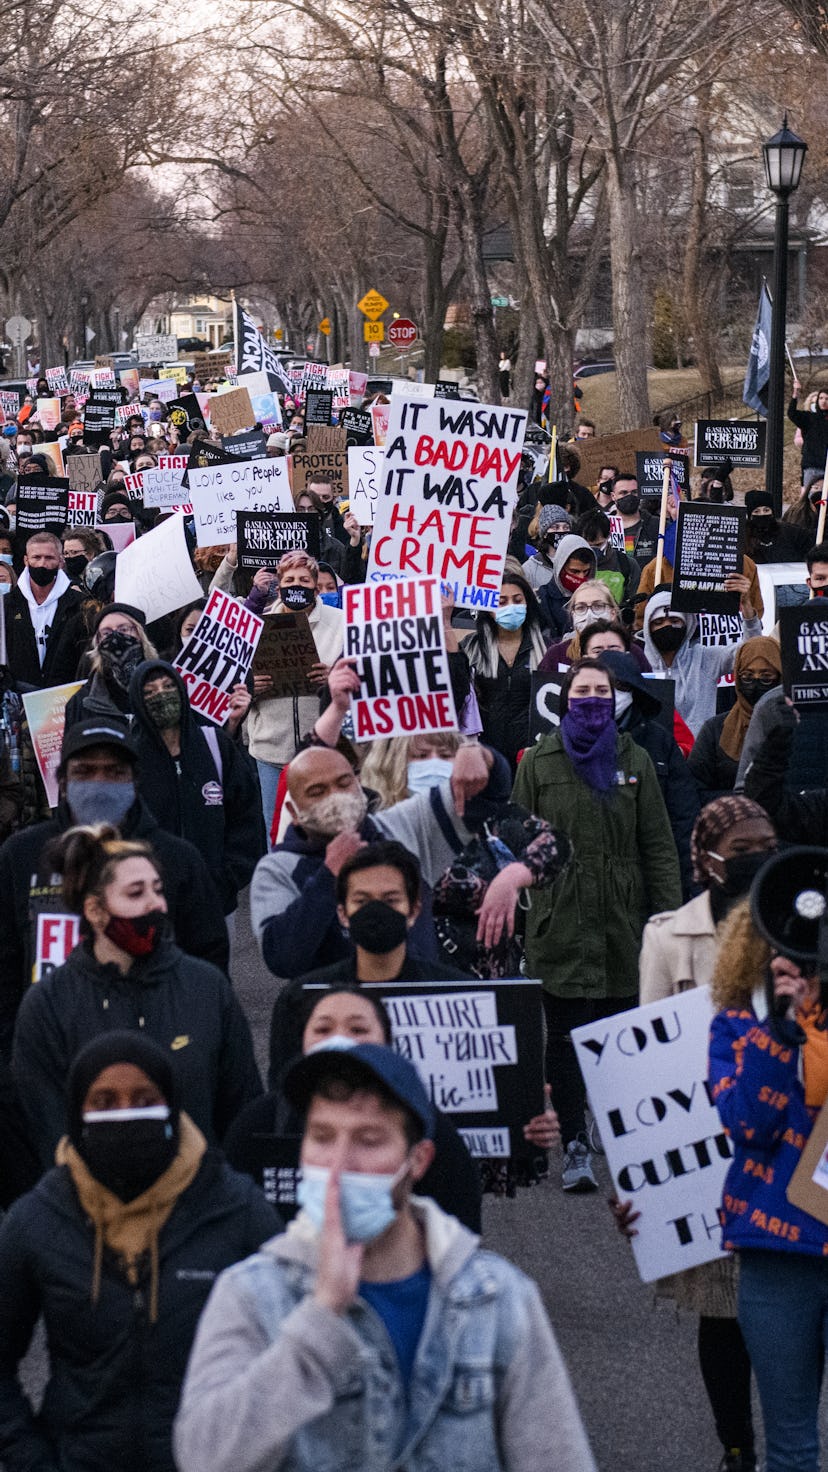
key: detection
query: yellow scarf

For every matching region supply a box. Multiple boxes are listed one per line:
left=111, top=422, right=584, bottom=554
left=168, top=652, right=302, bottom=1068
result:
left=55, top=1112, right=206, bottom=1323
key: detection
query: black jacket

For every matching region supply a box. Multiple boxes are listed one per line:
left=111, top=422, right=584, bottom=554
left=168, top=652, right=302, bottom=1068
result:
left=3, top=581, right=87, bottom=688
left=0, top=797, right=230, bottom=1059
left=623, top=706, right=700, bottom=900
left=466, top=634, right=537, bottom=774
left=0, top=1055, right=39, bottom=1209
left=128, top=660, right=266, bottom=912
left=745, top=519, right=813, bottom=563
left=686, top=712, right=738, bottom=801
left=788, top=397, right=828, bottom=473
left=744, top=717, right=828, bottom=842
left=12, top=938, right=263, bottom=1166
left=0, top=1153, right=279, bottom=1472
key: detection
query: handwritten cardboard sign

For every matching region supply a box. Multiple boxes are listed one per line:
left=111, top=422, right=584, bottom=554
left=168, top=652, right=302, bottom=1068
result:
left=251, top=611, right=319, bottom=698
left=344, top=577, right=457, bottom=740
left=208, top=386, right=255, bottom=437
left=135, top=333, right=178, bottom=363
left=290, top=425, right=349, bottom=498
left=174, top=587, right=263, bottom=726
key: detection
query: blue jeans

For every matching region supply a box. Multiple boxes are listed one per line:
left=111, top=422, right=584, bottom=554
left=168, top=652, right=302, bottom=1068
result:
left=255, top=759, right=283, bottom=840
left=739, top=1250, right=828, bottom=1472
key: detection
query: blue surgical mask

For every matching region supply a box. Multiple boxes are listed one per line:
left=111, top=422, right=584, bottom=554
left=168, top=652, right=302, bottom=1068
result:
left=319, top=590, right=341, bottom=607
left=494, top=603, right=527, bottom=630
left=297, top=1160, right=410, bottom=1242
left=0, top=553, right=12, bottom=566
left=0, top=583, right=9, bottom=595
left=407, top=757, right=454, bottom=794
left=66, top=779, right=136, bottom=827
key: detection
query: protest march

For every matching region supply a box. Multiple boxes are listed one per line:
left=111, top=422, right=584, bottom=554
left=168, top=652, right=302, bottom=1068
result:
left=3, top=234, right=828, bottom=1472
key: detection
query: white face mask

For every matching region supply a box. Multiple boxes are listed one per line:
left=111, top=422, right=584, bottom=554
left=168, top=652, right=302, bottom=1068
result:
left=407, top=758, right=454, bottom=794
left=614, top=689, right=633, bottom=720
left=572, top=605, right=611, bottom=632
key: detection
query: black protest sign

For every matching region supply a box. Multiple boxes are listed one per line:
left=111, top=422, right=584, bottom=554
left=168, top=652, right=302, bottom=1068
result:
left=635, top=449, right=690, bottom=497
left=529, top=669, right=565, bottom=739
left=83, top=391, right=121, bottom=446
left=167, top=394, right=207, bottom=438
left=236, top=511, right=321, bottom=570
left=181, top=437, right=234, bottom=490
left=228, top=1131, right=302, bottom=1219
left=780, top=604, right=828, bottom=709
left=434, top=379, right=462, bottom=400
left=305, top=389, right=334, bottom=426
left=671, top=503, right=745, bottom=614
left=223, top=430, right=268, bottom=460
left=251, top=611, right=319, bottom=698
left=694, top=420, right=766, bottom=468
left=341, top=407, right=373, bottom=446
left=16, top=474, right=70, bottom=533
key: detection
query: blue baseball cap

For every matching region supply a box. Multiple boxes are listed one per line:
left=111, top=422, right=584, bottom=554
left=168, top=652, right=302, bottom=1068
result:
left=2, top=425, right=17, bottom=437
left=284, top=1041, right=434, bottom=1139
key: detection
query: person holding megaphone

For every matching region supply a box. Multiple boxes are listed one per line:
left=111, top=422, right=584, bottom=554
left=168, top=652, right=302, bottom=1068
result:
left=709, top=846, right=828, bottom=1472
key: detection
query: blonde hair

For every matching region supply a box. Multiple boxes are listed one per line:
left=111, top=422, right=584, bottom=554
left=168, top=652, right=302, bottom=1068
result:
left=710, top=898, right=771, bottom=1012
left=360, top=733, right=462, bottom=809
left=89, top=616, right=157, bottom=676
left=563, top=579, right=620, bottom=657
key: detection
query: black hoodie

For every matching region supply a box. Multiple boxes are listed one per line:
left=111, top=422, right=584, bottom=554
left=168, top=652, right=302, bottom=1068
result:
left=128, top=660, right=266, bottom=913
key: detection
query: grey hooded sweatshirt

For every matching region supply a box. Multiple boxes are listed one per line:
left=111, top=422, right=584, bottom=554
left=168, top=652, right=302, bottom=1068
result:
left=641, top=589, right=762, bottom=736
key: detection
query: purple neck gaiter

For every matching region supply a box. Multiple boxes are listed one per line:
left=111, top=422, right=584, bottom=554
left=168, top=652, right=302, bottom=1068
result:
left=560, top=697, right=617, bottom=793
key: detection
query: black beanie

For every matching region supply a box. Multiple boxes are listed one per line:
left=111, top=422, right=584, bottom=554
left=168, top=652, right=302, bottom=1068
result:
left=744, top=490, right=774, bottom=516
left=92, top=602, right=147, bottom=634
left=67, top=1031, right=179, bottom=1149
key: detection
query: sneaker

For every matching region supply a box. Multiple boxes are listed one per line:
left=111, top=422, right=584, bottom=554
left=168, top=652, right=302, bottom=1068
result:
left=718, top=1451, right=757, bottom=1472
left=561, top=1136, right=598, bottom=1192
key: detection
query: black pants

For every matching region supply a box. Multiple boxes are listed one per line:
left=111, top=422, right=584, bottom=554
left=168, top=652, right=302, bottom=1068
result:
left=542, top=992, right=638, bottom=1146
left=698, top=1315, right=754, bottom=1454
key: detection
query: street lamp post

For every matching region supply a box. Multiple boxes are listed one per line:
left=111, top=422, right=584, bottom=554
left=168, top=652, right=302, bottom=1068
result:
left=763, top=115, right=807, bottom=515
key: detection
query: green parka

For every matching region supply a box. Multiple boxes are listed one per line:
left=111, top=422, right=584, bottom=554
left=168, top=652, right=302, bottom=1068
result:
left=511, top=729, right=682, bottom=999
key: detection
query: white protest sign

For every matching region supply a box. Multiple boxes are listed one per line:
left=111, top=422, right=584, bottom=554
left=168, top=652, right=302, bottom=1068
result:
left=67, top=491, right=97, bottom=527
left=572, top=987, right=731, bottom=1283
left=609, top=514, right=625, bottom=551
left=142, top=454, right=189, bottom=508
left=343, top=577, right=458, bottom=740
left=348, top=445, right=381, bottom=524
left=90, top=367, right=116, bottom=388
left=367, top=397, right=527, bottom=609
left=114, top=512, right=201, bottom=622
left=155, top=379, right=179, bottom=403
left=326, top=367, right=350, bottom=409
left=391, top=379, right=435, bottom=400
left=189, top=459, right=294, bottom=546
left=135, top=333, right=178, bottom=363
left=174, top=587, right=263, bottom=726
left=122, top=472, right=145, bottom=499
left=698, top=612, right=743, bottom=647
left=385, top=989, right=516, bottom=1112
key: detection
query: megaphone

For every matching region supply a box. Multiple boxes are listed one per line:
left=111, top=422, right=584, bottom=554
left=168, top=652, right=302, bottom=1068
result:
left=750, top=846, right=828, bottom=1044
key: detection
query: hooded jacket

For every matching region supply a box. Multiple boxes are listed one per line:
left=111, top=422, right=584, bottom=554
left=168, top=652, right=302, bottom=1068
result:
left=128, top=660, right=265, bottom=912
left=0, top=1150, right=279, bottom=1472
left=0, top=797, right=229, bottom=1061
left=3, top=576, right=87, bottom=689
left=641, top=590, right=763, bottom=736
left=536, top=535, right=597, bottom=638
left=12, top=937, right=262, bottom=1166
left=173, top=1197, right=596, bottom=1472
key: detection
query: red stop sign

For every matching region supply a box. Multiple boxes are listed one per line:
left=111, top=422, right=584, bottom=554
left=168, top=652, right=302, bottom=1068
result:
left=388, top=318, right=418, bottom=347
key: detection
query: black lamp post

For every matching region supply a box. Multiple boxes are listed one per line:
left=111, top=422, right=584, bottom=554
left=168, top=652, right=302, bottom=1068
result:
left=762, top=115, right=807, bottom=514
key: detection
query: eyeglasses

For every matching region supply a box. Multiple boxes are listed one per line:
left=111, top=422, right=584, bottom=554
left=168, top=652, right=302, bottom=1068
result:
left=573, top=601, right=613, bottom=615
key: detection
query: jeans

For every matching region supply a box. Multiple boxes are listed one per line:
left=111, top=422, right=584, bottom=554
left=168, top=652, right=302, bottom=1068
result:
left=542, top=992, right=638, bottom=1146
left=739, top=1249, right=828, bottom=1472
left=255, top=758, right=283, bottom=839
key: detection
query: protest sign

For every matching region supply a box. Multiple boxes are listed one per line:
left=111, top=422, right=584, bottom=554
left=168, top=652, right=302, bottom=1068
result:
left=16, top=474, right=69, bottom=533
left=391, top=380, right=434, bottom=400
left=236, top=511, right=321, bottom=569
left=181, top=436, right=233, bottom=491
left=98, top=521, right=135, bottom=553
left=36, top=398, right=61, bottom=432
left=234, top=371, right=282, bottom=430
left=698, top=612, right=743, bottom=647
left=142, top=454, right=189, bottom=509
left=154, top=379, right=179, bottom=404
left=116, top=402, right=145, bottom=426
left=135, top=333, right=177, bottom=363
left=780, top=604, right=828, bottom=708
left=575, top=428, right=663, bottom=489
left=67, top=490, right=98, bottom=527
left=119, top=368, right=140, bottom=401
left=83, top=391, right=120, bottom=446
left=223, top=430, right=268, bottom=460
left=344, top=577, right=458, bottom=740
left=194, top=350, right=232, bottom=382
left=291, top=425, right=349, bottom=498
left=350, top=979, right=544, bottom=1160
left=305, top=389, right=333, bottom=426
left=45, top=367, right=69, bottom=396
left=694, top=419, right=766, bottom=468
left=189, top=458, right=294, bottom=546
left=341, top=407, right=373, bottom=446
left=348, top=370, right=368, bottom=401
left=251, top=611, right=319, bottom=697
left=94, top=355, right=115, bottom=372
left=159, top=365, right=188, bottom=385
left=114, top=512, right=201, bottom=622
left=300, top=362, right=328, bottom=400
left=671, top=503, right=745, bottom=614
left=529, top=668, right=566, bottom=737
left=122, top=472, right=145, bottom=499
left=367, top=397, right=527, bottom=608
left=38, top=442, right=65, bottom=477
left=69, top=370, right=89, bottom=398
left=370, top=402, right=390, bottom=447
left=326, top=369, right=350, bottom=410
left=90, top=367, right=117, bottom=389
left=0, top=389, right=21, bottom=418
left=348, top=445, right=381, bottom=524
left=208, top=386, right=255, bottom=436
left=173, top=587, right=263, bottom=726
left=22, top=682, right=84, bottom=808
left=573, top=986, right=731, bottom=1282
left=167, top=394, right=207, bottom=437
left=636, top=449, right=690, bottom=499
left=609, top=513, right=625, bottom=551
left=435, top=379, right=462, bottom=400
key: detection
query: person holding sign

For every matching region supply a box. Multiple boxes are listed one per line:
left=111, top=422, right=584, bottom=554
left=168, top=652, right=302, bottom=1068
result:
left=174, top=1042, right=596, bottom=1472
left=633, top=486, right=763, bottom=632
left=642, top=590, right=763, bottom=736
left=512, top=657, right=682, bottom=1192
left=789, top=375, right=828, bottom=484
left=462, top=571, right=549, bottom=774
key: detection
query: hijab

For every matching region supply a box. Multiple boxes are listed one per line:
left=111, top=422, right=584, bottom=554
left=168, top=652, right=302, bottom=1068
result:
left=718, top=637, right=782, bottom=762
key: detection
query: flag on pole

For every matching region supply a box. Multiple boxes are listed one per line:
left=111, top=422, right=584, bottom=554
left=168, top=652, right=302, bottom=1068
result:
left=743, top=281, right=772, bottom=416
left=233, top=300, right=291, bottom=395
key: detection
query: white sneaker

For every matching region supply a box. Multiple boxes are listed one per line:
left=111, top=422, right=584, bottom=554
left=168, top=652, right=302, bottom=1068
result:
left=561, top=1136, right=598, bottom=1192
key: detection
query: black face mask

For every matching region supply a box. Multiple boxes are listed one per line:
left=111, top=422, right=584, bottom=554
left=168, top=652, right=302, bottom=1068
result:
left=79, top=1113, right=178, bottom=1201
left=738, top=676, right=778, bottom=707
left=28, top=565, right=57, bottom=587
left=64, top=554, right=88, bottom=580
left=281, top=584, right=316, bottom=612
left=615, top=494, right=640, bottom=516
left=749, top=514, right=777, bottom=537
left=650, top=624, right=685, bottom=653
left=98, top=629, right=144, bottom=693
left=348, top=900, right=409, bottom=955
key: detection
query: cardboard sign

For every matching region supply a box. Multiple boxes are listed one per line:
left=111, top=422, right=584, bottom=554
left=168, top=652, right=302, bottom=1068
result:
left=636, top=449, right=690, bottom=498
left=367, top=397, right=527, bottom=609
left=341, top=407, right=373, bottom=446
left=66, top=490, right=98, bottom=527
left=114, top=512, right=202, bottom=622
left=435, top=379, right=462, bottom=400
left=142, top=454, right=189, bottom=508
left=780, top=604, right=828, bottom=708
left=575, top=428, right=663, bottom=489
left=167, top=394, right=207, bottom=437
left=347, top=445, right=381, bottom=524
left=671, top=503, right=745, bottom=614
left=16, top=474, right=70, bottom=533
left=22, top=682, right=84, bottom=807
left=291, top=425, right=348, bottom=498
left=305, top=389, right=333, bottom=426
left=193, top=350, right=232, bottom=383
left=344, top=577, right=458, bottom=740
left=236, top=511, right=321, bottom=570
left=694, top=419, right=766, bottom=468
left=189, top=459, right=294, bottom=546
left=251, top=611, right=319, bottom=698
left=208, top=387, right=255, bottom=437
left=135, top=333, right=178, bottom=363
left=174, top=587, right=263, bottom=727
left=573, top=987, right=731, bottom=1282
left=698, top=612, right=743, bottom=647
left=223, top=430, right=268, bottom=460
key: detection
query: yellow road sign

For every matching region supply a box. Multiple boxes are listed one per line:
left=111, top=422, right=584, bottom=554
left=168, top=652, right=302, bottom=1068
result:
left=358, top=288, right=389, bottom=321
left=364, top=320, right=385, bottom=343
left=319, top=317, right=331, bottom=336
left=274, top=328, right=284, bottom=340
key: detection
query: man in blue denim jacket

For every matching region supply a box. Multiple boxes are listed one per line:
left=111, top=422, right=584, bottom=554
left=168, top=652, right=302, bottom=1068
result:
left=175, top=1044, right=595, bottom=1472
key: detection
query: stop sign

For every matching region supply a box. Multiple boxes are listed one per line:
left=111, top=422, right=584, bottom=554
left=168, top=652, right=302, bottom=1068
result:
left=388, top=318, right=418, bottom=347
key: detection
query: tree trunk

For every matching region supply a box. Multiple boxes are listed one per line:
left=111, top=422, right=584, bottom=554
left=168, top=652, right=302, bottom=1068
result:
left=606, top=162, right=652, bottom=428
left=682, top=107, right=723, bottom=399
left=513, top=283, right=540, bottom=414
left=421, top=234, right=449, bottom=382
left=544, top=328, right=576, bottom=439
